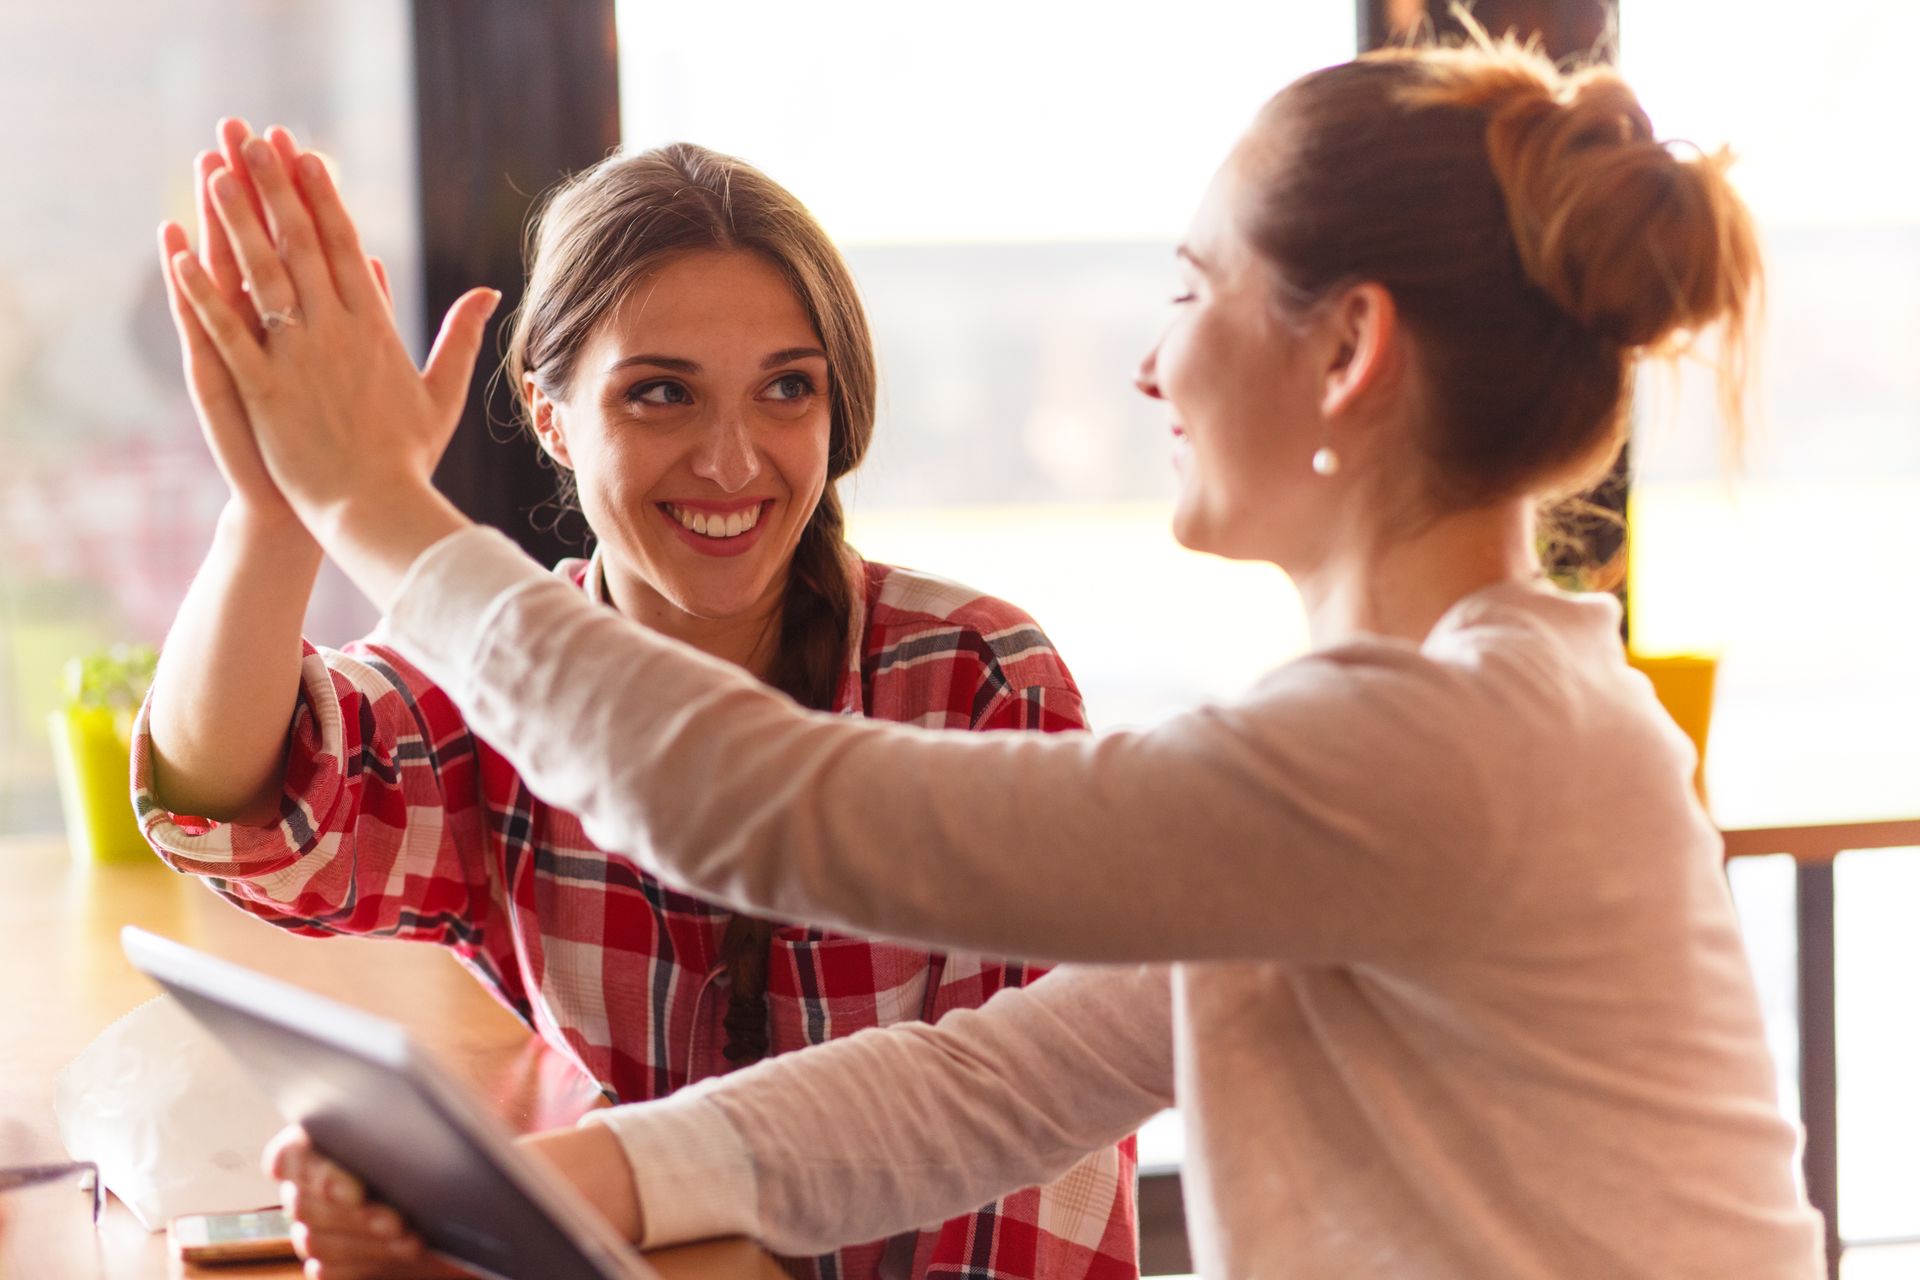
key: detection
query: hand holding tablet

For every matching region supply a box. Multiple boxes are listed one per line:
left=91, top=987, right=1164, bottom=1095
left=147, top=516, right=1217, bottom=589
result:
left=121, top=927, right=656, bottom=1280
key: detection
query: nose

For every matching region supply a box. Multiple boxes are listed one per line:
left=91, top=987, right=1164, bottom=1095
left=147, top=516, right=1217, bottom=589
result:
left=1134, top=345, right=1163, bottom=401
left=690, top=412, right=761, bottom=492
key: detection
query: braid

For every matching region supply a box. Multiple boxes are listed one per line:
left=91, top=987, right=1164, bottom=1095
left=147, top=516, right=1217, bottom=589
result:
left=766, top=490, right=855, bottom=713
left=718, top=914, right=774, bottom=1064
left=716, top=491, right=854, bottom=1066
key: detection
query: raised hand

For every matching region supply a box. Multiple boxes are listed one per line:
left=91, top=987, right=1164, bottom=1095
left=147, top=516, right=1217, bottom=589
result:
left=164, top=126, right=497, bottom=550
left=157, top=131, right=295, bottom=530
left=161, top=121, right=400, bottom=534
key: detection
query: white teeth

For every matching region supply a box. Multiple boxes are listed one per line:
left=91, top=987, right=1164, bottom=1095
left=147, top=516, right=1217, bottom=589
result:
left=667, top=504, right=762, bottom=539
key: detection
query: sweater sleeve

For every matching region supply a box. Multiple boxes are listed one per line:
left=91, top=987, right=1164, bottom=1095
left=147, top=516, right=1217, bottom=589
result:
left=130, top=636, right=499, bottom=951
left=385, top=527, right=1508, bottom=966
left=583, top=963, right=1173, bottom=1254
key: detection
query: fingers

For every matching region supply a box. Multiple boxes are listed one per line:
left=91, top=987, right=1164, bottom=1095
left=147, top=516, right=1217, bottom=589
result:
left=269, top=126, right=376, bottom=316
left=194, top=151, right=250, bottom=325
left=217, top=117, right=270, bottom=237
left=421, top=288, right=503, bottom=420
left=270, top=1135, right=435, bottom=1280
left=369, top=256, right=394, bottom=314
left=214, top=119, right=379, bottom=317
left=290, top=1207, right=428, bottom=1279
left=169, top=244, right=270, bottom=390
left=288, top=148, right=384, bottom=315
left=294, top=1229, right=425, bottom=1279
left=208, top=161, right=304, bottom=332
left=210, top=117, right=333, bottom=327
left=160, top=222, right=216, bottom=367
left=264, top=124, right=302, bottom=177
left=276, top=1147, right=380, bottom=1235
left=263, top=1124, right=314, bottom=1180
left=237, top=136, right=337, bottom=313
left=283, top=1186, right=414, bottom=1248
left=158, top=221, right=243, bottom=418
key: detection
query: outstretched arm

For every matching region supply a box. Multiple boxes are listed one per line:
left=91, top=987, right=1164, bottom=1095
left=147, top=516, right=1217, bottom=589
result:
left=268, top=965, right=1170, bottom=1270
left=591, top=964, right=1173, bottom=1254
left=175, top=126, right=1505, bottom=968
left=143, top=125, right=514, bottom=976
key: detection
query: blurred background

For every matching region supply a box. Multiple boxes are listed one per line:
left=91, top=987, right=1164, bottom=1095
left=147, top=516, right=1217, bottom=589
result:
left=0, top=1, right=1914, bottom=1274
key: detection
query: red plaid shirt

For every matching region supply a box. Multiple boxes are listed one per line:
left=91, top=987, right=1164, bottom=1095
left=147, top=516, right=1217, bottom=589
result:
left=133, top=553, right=1139, bottom=1280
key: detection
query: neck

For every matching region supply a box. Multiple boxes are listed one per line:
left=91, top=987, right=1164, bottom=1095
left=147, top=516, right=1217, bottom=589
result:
left=598, top=555, right=786, bottom=681
left=1294, top=497, right=1540, bottom=648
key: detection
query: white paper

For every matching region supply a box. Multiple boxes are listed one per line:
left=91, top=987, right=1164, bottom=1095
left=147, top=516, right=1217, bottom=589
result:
left=54, top=995, right=284, bottom=1231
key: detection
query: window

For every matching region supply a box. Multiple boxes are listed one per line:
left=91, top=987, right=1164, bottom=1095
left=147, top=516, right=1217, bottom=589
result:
left=617, top=0, right=1356, bottom=733
left=1623, top=0, right=1920, bottom=1245
left=1621, top=0, right=1920, bottom=828
left=0, top=0, right=417, bottom=832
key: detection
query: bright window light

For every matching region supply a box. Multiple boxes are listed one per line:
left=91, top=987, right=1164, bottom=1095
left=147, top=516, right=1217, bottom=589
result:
left=1625, top=0, right=1920, bottom=1247
left=617, top=0, right=1354, bottom=243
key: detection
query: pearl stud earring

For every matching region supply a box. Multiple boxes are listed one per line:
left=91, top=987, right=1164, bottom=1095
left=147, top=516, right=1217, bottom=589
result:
left=1311, top=446, right=1340, bottom=477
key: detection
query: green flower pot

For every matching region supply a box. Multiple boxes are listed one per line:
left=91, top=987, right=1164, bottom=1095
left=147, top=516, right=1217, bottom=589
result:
left=49, top=645, right=156, bottom=865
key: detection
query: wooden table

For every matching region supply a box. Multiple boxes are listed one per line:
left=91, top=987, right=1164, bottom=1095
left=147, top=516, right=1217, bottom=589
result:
left=0, top=836, right=782, bottom=1279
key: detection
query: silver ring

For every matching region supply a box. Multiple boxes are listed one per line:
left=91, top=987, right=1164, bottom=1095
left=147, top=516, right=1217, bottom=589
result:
left=260, top=306, right=302, bottom=333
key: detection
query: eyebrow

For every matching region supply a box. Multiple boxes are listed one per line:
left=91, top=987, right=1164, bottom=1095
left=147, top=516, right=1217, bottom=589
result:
left=605, top=346, right=829, bottom=377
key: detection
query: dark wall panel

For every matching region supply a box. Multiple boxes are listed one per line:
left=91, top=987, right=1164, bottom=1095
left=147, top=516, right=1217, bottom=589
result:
left=411, top=0, right=620, bottom=567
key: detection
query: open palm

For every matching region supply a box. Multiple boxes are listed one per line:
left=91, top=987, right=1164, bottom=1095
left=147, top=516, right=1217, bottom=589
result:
left=163, top=125, right=497, bottom=538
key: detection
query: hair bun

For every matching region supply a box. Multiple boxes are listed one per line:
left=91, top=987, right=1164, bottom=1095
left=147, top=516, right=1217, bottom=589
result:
left=1483, top=68, right=1758, bottom=353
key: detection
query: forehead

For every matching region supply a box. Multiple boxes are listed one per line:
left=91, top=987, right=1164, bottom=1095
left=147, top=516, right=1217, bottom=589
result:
left=593, top=248, right=820, bottom=355
left=1183, top=153, right=1261, bottom=279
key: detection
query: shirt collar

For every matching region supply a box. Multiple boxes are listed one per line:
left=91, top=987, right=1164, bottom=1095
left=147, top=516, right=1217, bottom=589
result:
left=582, top=544, right=869, bottom=717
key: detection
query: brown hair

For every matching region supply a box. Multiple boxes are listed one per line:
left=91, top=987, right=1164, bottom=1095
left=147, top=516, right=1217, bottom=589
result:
left=505, top=142, right=879, bottom=1064
left=1235, top=25, right=1760, bottom=520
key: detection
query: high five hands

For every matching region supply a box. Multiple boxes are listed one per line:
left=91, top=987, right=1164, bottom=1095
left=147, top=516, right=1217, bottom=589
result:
left=158, top=119, right=494, bottom=607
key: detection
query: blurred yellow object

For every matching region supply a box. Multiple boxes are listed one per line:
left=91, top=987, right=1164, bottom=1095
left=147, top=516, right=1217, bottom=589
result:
left=47, top=706, right=148, bottom=864
left=1626, top=651, right=1719, bottom=804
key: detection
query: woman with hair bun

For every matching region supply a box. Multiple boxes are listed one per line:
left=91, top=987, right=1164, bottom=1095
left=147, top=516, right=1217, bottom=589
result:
left=168, top=23, right=1821, bottom=1280
left=140, top=133, right=1138, bottom=1279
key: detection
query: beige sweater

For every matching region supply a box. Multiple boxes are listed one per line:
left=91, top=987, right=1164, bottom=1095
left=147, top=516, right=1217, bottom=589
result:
left=387, top=527, right=1824, bottom=1278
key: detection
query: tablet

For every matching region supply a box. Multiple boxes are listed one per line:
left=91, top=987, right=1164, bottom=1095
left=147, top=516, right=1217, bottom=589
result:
left=121, top=926, right=658, bottom=1280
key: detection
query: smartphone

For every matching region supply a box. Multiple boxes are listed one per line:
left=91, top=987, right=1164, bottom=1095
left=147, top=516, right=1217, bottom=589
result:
left=167, top=1207, right=299, bottom=1264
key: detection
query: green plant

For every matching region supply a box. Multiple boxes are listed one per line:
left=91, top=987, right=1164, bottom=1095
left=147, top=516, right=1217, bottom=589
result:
left=61, top=644, right=157, bottom=713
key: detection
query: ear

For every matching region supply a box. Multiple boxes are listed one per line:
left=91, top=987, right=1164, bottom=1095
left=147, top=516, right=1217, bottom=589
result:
left=1318, top=283, right=1399, bottom=421
left=525, top=377, right=574, bottom=470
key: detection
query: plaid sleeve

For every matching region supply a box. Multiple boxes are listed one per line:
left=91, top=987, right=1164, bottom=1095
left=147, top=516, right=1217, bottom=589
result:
left=972, top=675, right=1090, bottom=736
left=913, top=1138, right=1141, bottom=1280
left=911, top=958, right=1143, bottom=1279
left=131, top=637, right=498, bottom=953
left=915, top=659, right=1143, bottom=1279
left=968, top=626, right=1089, bottom=736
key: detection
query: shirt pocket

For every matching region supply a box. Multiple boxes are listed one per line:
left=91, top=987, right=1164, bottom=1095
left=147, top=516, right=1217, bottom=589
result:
left=763, top=934, right=934, bottom=1056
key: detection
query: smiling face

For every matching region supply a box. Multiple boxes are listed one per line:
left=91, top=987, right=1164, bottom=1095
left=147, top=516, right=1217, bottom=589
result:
left=529, top=248, right=832, bottom=632
left=1135, top=158, right=1335, bottom=568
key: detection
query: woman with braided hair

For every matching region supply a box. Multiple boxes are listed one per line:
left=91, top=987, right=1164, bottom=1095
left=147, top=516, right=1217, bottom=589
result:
left=165, top=22, right=1823, bottom=1280
left=137, top=134, right=1138, bottom=1279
